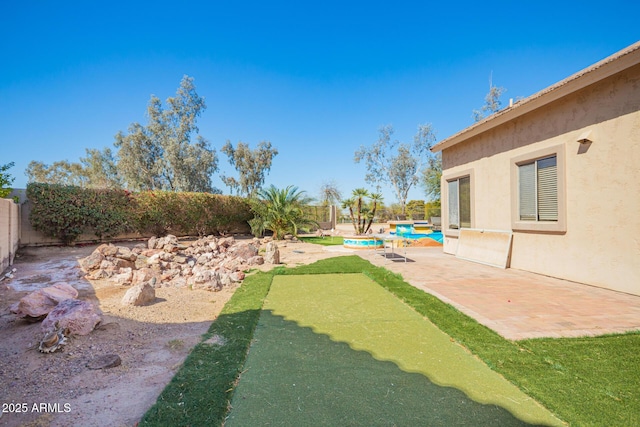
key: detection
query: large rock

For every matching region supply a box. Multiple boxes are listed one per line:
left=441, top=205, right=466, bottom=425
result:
left=189, top=270, right=222, bottom=291
left=96, top=243, right=118, bottom=257
left=264, top=241, right=280, bottom=264
left=80, top=235, right=259, bottom=292
left=10, top=283, right=79, bottom=320
left=112, top=268, right=133, bottom=285
left=132, top=268, right=156, bottom=285
left=121, top=279, right=156, bottom=306
left=115, top=247, right=137, bottom=262
left=233, top=243, right=258, bottom=260
left=79, top=252, right=105, bottom=272
left=41, top=299, right=102, bottom=336
left=247, top=255, right=265, bottom=265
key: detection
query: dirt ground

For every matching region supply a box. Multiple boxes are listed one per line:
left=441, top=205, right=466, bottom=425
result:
left=0, top=237, right=348, bottom=427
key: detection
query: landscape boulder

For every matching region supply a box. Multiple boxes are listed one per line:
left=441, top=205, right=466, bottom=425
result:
left=41, top=299, right=102, bottom=336
left=10, top=283, right=79, bottom=320
left=232, top=243, right=259, bottom=260
left=79, top=234, right=274, bottom=292
left=264, top=241, right=280, bottom=264
left=121, top=279, right=156, bottom=306
left=79, top=252, right=105, bottom=272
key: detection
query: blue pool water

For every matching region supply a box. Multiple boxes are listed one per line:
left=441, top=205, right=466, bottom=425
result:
left=391, top=230, right=443, bottom=244
left=402, top=232, right=443, bottom=243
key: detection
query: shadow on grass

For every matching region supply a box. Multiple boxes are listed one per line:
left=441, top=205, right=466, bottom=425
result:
left=225, top=310, right=546, bottom=426
left=140, top=257, right=555, bottom=426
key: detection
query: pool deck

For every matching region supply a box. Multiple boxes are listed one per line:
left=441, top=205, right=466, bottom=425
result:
left=349, top=245, right=640, bottom=340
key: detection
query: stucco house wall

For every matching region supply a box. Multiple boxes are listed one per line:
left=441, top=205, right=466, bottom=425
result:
left=0, top=199, right=20, bottom=273
left=435, top=43, right=640, bottom=296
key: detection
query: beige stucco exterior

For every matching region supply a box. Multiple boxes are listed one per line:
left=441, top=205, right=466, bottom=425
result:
left=433, top=42, right=640, bottom=296
left=0, top=198, right=20, bottom=273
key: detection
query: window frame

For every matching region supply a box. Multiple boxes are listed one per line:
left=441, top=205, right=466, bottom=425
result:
left=510, top=145, right=566, bottom=233
left=444, top=169, right=474, bottom=237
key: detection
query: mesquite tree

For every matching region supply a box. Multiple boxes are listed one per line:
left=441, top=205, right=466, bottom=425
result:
left=354, top=124, right=436, bottom=215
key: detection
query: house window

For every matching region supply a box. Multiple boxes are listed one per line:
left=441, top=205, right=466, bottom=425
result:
left=518, top=155, right=558, bottom=221
left=511, top=145, right=565, bottom=233
left=448, top=176, right=471, bottom=229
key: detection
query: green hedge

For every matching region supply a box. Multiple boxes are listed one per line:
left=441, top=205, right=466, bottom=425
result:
left=26, top=183, right=252, bottom=245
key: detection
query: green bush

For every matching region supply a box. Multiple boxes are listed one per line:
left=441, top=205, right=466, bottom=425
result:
left=27, top=183, right=132, bottom=244
left=131, top=191, right=182, bottom=236
left=27, top=183, right=253, bottom=244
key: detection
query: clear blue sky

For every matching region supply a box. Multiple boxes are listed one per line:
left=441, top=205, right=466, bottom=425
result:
left=2, top=1, right=638, bottom=204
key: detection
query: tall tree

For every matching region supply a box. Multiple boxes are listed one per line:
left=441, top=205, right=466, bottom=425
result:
left=406, top=199, right=426, bottom=220
left=114, top=75, right=217, bottom=192
left=80, top=147, right=122, bottom=189
left=318, top=180, right=342, bottom=206
left=473, top=74, right=506, bottom=122
left=221, top=141, right=278, bottom=197
left=341, top=188, right=383, bottom=235
left=354, top=124, right=436, bottom=215
left=26, top=148, right=121, bottom=189
left=421, top=152, right=442, bottom=201
left=25, top=160, right=88, bottom=187
left=0, top=162, right=15, bottom=198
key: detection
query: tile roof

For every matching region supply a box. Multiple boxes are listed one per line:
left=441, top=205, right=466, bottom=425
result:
left=431, top=41, right=640, bottom=152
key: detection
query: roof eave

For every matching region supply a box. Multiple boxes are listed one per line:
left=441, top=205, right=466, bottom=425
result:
left=431, top=41, right=640, bottom=153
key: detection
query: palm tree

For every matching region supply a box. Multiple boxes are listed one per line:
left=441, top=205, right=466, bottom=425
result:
left=250, top=185, right=317, bottom=239
left=341, top=188, right=383, bottom=235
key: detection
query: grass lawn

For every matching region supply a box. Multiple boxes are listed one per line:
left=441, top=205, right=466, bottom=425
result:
left=226, top=273, right=561, bottom=426
left=140, top=256, right=640, bottom=427
left=299, top=235, right=344, bottom=246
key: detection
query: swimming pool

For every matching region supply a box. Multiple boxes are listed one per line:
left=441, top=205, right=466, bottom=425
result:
left=389, top=222, right=443, bottom=244
left=400, top=231, right=443, bottom=243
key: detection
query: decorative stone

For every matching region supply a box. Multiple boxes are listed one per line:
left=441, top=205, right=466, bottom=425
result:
left=79, top=252, right=105, bottom=272
left=115, top=247, right=136, bottom=262
left=121, top=279, right=156, bottom=306
left=264, top=241, right=280, bottom=264
left=233, top=243, right=258, bottom=260
left=147, top=236, right=158, bottom=250
left=41, top=299, right=102, bottom=336
left=247, top=255, right=265, bottom=265
left=134, top=254, right=149, bottom=269
left=10, top=283, right=79, bottom=320
left=230, top=271, right=245, bottom=282
left=39, top=328, right=67, bottom=353
left=113, top=268, right=133, bottom=285
left=86, top=354, right=122, bottom=370
left=131, top=268, right=156, bottom=285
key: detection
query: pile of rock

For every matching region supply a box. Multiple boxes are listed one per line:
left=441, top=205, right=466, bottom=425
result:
left=79, top=234, right=280, bottom=292
left=10, top=283, right=102, bottom=352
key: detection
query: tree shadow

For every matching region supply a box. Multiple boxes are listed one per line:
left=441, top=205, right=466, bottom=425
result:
left=224, top=310, right=551, bottom=426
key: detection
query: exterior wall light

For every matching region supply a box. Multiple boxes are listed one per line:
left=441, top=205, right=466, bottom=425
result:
left=577, top=130, right=593, bottom=144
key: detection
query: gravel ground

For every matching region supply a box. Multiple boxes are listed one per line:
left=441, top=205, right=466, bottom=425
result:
left=0, top=238, right=345, bottom=427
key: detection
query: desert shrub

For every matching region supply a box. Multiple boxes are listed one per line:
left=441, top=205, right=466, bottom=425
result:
left=131, top=191, right=183, bottom=236
left=84, top=188, right=133, bottom=239
left=27, top=184, right=253, bottom=244
left=27, top=183, right=132, bottom=244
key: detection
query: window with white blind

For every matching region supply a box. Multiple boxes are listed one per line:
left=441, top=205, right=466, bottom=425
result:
left=511, top=145, right=565, bottom=233
left=448, top=176, right=471, bottom=229
left=518, top=155, right=558, bottom=221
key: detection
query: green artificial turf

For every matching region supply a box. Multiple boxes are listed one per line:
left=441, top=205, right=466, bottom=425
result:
left=225, top=273, right=562, bottom=426
left=141, top=255, right=640, bottom=427
left=361, top=259, right=640, bottom=427
left=139, top=272, right=273, bottom=426
left=299, top=235, right=345, bottom=246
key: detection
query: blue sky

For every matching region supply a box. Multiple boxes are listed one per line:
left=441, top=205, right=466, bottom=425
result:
left=2, top=1, right=638, bottom=204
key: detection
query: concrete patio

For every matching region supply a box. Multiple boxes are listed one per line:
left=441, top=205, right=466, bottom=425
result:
left=349, top=245, right=640, bottom=340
